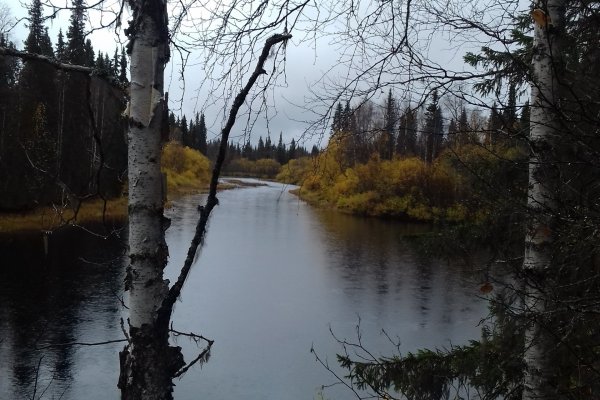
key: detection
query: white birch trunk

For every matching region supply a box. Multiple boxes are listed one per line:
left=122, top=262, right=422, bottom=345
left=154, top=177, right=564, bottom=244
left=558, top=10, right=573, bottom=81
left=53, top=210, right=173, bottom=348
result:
left=119, top=1, right=180, bottom=398
left=523, top=1, right=564, bottom=399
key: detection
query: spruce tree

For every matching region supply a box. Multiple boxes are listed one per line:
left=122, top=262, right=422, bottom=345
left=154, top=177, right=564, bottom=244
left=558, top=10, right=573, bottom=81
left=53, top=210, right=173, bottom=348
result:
left=112, top=48, right=119, bottom=77
left=381, top=89, right=396, bottom=160
left=331, top=102, right=343, bottom=134
left=198, top=113, right=207, bottom=155
left=84, top=39, right=95, bottom=67
left=276, top=133, right=286, bottom=164
left=265, top=135, right=272, bottom=158
left=55, top=29, right=66, bottom=61
left=257, top=136, right=265, bottom=159
left=397, top=106, right=417, bottom=156
left=180, top=115, right=189, bottom=147
left=457, top=107, right=469, bottom=146
left=24, top=0, right=50, bottom=55
left=423, top=91, right=443, bottom=164
left=119, top=47, right=128, bottom=83
left=288, top=138, right=296, bottom=161
left=66, top=0, right=87, bottom=65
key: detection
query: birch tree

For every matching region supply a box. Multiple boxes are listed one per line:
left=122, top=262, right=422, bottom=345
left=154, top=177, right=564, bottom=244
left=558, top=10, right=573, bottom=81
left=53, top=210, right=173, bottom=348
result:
left=116, top=0, right=175, bottom=398
left=522, top=1, right=564, bottom=398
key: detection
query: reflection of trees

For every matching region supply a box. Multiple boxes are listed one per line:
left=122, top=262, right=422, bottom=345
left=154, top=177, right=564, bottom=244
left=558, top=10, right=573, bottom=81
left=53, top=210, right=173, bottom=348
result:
left=315, top=209, right=481, bottom=328
left=0, top=227, right=124, bottom=399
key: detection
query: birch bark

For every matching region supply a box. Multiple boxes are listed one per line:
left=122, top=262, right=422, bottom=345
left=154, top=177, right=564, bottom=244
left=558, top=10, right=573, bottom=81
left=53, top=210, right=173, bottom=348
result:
left=118, top=1, right=180, bottom=399
left=523, top=1, right=564, bottom=399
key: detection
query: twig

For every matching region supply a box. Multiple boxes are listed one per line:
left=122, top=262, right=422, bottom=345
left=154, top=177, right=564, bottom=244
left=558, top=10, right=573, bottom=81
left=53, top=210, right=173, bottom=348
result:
left=35, top=339, right=128, bottom=350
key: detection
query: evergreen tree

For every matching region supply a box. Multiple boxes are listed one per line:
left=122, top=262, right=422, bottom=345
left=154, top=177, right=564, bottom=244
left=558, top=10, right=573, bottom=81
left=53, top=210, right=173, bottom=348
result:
left=119, top=47, right=128, bottom=83
left=342, top=100, right=354, bottom=132
left=242, top=140, right=252, bottom=159
left=0, top=34, right=17, bottom=88
left=288, top=138, right=297, bottom=161
left=40, top=27, right=54, bottom=57
left=24, top=0, right=52, bottom=56
left=331, top=102, right=343, bottom=134
left=276, top=133, right=286, bottom=164
left=55, top=29, right=66, bottom=61
left=95, top=51, right=107, bottom=74
left=180, top=115, right=189, bottom=147
left=397, top=106, right=417, bottom=156
left=84, top=39, right=95, bottom=67
left=197, top=113, right=207, bottom=155
left=503, top=83, right=517, bottom=131
left=257, top=136, right=265, bottom=159
left=265, top=135, right=273, bottom=158
left=486, top=102, right=502, bottom=146
left=188, top=117, right=196, bottom=149
left=311, top=145, right=319, bottom=157
left=381, top=89, right=396, bottom=160
left=457, top=107, right=470, bottom=146
left=447, top=118, right=457, bottom=144
left=66, top=0, right=87, bottom=65
left=423, top=90, right=443, bottom=164
left=111, top=48, right=119, bottom=77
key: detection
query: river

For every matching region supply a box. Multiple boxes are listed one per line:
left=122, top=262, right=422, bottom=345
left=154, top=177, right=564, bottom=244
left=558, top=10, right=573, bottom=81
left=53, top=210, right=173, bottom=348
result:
left=0, top=179, right=490, bottom=399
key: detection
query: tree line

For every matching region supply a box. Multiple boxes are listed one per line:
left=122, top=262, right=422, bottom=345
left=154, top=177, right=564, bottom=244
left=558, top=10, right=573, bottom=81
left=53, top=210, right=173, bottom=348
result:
left=329, top=86, right=529, bottom=169
left=168, top=113, right=316, bottom=177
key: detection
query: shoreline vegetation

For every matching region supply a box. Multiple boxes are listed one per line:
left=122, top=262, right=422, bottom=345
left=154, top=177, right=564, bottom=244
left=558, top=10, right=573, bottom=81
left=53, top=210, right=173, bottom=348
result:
left=278, top=143, right=526, bottom=225
left=0, top=142, right=274, bottom=234
left=1, top=133, right=526, bottom=234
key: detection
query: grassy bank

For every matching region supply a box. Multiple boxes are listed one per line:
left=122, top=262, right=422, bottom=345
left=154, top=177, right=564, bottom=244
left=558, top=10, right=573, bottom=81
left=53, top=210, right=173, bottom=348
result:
left=1, top=142, right=213, bottom=234
left=0, top=196, right=128, bottom=234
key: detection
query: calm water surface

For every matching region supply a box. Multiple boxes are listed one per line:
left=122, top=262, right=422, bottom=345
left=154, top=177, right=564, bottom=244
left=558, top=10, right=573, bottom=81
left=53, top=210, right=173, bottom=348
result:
left=1, top=180, right=490, bottom=399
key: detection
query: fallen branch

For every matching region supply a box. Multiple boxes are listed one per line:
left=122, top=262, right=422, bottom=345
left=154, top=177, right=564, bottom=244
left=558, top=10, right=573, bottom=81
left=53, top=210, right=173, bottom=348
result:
left=0, top=46, right=94, bottom=74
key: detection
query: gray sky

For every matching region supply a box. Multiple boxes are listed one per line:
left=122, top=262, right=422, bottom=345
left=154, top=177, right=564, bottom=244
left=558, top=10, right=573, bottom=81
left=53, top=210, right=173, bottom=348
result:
left=4, top=0, right=528, bottom=148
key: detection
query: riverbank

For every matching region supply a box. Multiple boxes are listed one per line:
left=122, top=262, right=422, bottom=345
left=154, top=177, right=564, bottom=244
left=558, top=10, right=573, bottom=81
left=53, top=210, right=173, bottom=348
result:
left=0, top=197, right=128, bottom=234
left=0, top=178, right=269, bottom=234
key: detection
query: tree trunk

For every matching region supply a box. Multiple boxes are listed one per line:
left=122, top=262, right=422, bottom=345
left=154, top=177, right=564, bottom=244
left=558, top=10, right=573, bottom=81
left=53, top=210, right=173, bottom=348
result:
left=522, top=1, right=564, bottom=399
left=118, top=1, right=182, bottom=399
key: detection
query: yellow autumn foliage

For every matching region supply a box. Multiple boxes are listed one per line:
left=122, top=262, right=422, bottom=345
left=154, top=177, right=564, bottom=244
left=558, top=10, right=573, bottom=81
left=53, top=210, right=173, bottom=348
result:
left=277, top=140, right=526, bottom=222
left=161, top=141, right=211, bottom=196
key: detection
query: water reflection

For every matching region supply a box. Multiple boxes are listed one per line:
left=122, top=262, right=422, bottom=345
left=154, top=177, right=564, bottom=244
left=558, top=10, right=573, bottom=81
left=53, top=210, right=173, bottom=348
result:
left=0, top=226, right=125, bottom=400
left=1, top=181, right=489, bottom=400
left=167, top=181, right=489, bottom=400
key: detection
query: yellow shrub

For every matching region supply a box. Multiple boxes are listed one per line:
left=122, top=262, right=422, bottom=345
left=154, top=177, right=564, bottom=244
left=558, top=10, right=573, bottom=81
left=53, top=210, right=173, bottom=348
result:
left=277, top=157, right=316, bottom=184
left=336, top=191, right=380, bottom=215
left=161, top=141, right=210, bottom=196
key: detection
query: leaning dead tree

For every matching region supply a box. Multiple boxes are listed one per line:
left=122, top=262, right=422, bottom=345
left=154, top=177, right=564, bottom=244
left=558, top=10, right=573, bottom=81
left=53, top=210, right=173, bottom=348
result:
left=117, top=0, right=294, bottom=398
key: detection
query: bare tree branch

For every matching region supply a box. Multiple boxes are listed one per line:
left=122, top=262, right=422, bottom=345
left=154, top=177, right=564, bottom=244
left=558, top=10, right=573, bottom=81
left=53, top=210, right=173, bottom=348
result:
left=160, top=32, right=292, bottom=314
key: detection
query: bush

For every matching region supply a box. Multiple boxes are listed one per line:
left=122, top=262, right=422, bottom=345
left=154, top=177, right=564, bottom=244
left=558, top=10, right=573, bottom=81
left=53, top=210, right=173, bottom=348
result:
left=162, top=141, right=211, bottom=196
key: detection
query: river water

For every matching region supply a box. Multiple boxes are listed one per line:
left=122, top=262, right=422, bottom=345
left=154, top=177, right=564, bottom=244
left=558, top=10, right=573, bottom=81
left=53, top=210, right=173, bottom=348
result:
left=0, top=180, right=490, bottom=399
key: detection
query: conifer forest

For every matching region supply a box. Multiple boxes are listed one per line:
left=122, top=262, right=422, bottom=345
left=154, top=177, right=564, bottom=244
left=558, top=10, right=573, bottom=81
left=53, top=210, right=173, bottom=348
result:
left=0, top=0, right=599, bottom=399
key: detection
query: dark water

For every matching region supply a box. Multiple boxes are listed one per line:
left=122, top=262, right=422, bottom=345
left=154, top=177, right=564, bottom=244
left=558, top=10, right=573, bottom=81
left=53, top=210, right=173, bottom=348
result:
left=1, top=180, right=490, bottom=399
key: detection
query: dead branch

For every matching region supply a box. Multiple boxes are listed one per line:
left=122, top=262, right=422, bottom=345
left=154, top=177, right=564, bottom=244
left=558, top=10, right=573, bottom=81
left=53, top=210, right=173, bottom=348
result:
left=35, top=338, right=128, bottom=350
left=160, top=32, right=292, bottom=315
left=0, top=46, right=94, bottom=73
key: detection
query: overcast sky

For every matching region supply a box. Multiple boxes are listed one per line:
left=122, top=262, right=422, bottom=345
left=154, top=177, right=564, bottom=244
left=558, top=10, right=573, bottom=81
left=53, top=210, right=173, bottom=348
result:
left=4, top=0, right=527, bottom=148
